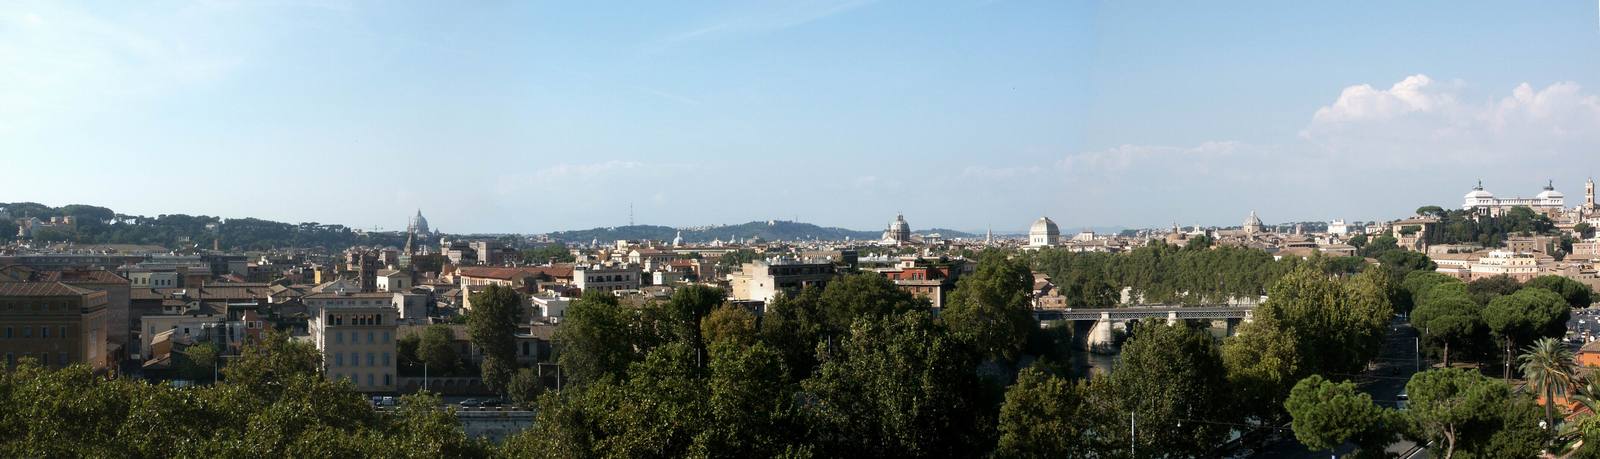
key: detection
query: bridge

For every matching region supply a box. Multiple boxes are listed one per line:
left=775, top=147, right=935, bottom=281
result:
left=1033, top=305, right=1257, bottom=351
left=1033, top=305, right=1254, bottom=321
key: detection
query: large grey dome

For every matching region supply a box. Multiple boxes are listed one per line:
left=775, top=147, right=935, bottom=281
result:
left=1028, top=216, right=1059, bottom=247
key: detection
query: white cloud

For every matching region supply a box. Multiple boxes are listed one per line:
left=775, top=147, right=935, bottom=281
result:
left=1056, top=141, right=1245, bottom=175
left=531, top=160, right=645, bottom=181
left=960, top=165, right=1041, bottom=179
left=1301, top=74, right=1600, bottom=163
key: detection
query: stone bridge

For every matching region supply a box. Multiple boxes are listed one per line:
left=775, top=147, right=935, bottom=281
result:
left=1034, top=305, right=1255, bottom=352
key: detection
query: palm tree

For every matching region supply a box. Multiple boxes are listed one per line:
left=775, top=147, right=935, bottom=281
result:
left=1520, top=337, right=1579, bottom=429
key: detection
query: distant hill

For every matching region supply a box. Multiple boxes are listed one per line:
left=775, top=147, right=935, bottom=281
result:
left=1, top=202, right=405, bottom=251
left=545, top=220, right=979, bottom=244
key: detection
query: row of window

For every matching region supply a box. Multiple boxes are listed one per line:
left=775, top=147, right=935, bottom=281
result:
left=328, top=313, right=385, bottom=326
left=332, top=351, right=392, bottom=368
left=585, top=274, right=634, bottom=283
left=0, top=302, right=71, bottom=312
left=2, top=326, right=68, bottom=339
left=331, top=372, right=393, bottom=388
left=333, top=330, right=392, bottom=345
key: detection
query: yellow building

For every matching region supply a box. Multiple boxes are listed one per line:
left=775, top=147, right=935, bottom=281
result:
left=306, top=291, right=397, bottom=392
left=0, top=282, right=109, bottom=371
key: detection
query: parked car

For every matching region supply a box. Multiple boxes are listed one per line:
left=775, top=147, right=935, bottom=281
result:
left=479, top=398, right=504, bottom=408
left=459, top=399, right=480, bottom=408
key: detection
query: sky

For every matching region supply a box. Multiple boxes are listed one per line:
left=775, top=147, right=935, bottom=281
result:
left=4, top=1, right=1600, bottom=234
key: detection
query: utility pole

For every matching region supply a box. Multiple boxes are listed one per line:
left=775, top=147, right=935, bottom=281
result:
left=423, top=361, right=429, bottom=392
left=1129, top=411, right=1135, bottom=457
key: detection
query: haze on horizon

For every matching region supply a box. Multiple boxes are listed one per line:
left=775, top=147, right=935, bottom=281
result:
left=4, top=1, right=1600, bottom=234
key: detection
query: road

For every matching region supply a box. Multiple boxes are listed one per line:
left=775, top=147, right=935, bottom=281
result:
left=1250, top=317, right=1426, bottom=458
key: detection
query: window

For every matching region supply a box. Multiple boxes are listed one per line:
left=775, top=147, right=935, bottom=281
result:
left=41, top=327, right=48, bottom=338
left=351, top=352, right=360, bottom=367
left=58, top=327, right=66, bottom=338
left=382, top=352, right=390, bottom=366
left=367, top=373, right=374, bottom=387
left=383, top=331, right=391, bottom=343
left=335, top=353, right=344, bottom=366
left=58, top=353, right=66, bottom=365
left=384, top=373, right=392, bottom=386
left=4, top=353, right=12, bottom=367
left=4, top=327, right=10, bottom=338
left=23, top=327, right=30, bottom=338
left=367, top=352, right=375, bottom=366
left=335, top=332, right=343, bottom=344
left=39, top=353, right=47, bottom=366
left=367, top=331, right=374, bottom=344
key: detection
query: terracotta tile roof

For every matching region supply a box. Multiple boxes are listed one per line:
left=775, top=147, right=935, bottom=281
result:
left=457, top=265, right=574, bottom=280
left=304, top=291, right=395, bottom=299
left=0, top=282, right=97, bottom=297
left=38, top=269, right=130, bottom=285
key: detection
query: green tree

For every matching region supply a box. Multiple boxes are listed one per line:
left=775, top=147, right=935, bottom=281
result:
left=555, top=290, right=640, bottom=387
left=692, top=341, right=793, bottom=457
left=817, top=272, right=929, bottom=333
left=700, top=305, right=758, bottom=348
left=1484, top=288, right=1570, bottom=379
left=1361, top=235, right=1401, bottom=258
left=995, top=367, right=1093, bottom=458
left=1413, top=283, right=1482, bottom=367
left=942, top=254, right=1036, bottom=361
left=221, top=329, right=322, bottom=399
left=1284, top=375, right=1396, bottom=455
left=1520, top=337, right=1578, bottom=430
left=417, top=325, right=459, bottom=375
left=1417, top=205, right=1447, bottom=218
left=1577, top=222, right=1595, bottom=239
left=1377, top=250, right=1436, bottom=283
left=758, top=287, right=829, bottom=384
left=467, top=284, right=523, bottom=393
left=507, top=368, right=543, bottom=408
left=1467, top=275, right=1523, bottom=305
left=181, top=342, right=221, bottom=383
left=1348, top=233, right=1369, bottom=249
left=1102, top=320, right=1232, bottom=456
left=1526, top=275, right=1595, bottom=309
left=1406, top=368, right=1547, bottom=458
left=801, top=311, right=989, bottom=457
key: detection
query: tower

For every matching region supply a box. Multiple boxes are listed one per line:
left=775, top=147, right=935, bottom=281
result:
left=1587, top=178, right=1595, bottom=208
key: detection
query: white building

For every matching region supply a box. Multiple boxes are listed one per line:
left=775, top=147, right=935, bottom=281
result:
left=572, top=264, right=642, bottom=294
left=305, top=291, right=398, bottom=393
left=1328, top=219, right=1352, bottom=235
left=375, top=270, right=411, bottom=293
left=1027, top=217, right=1060, bottom=248
left=1469, top=250, right=1540, bottom=282
left=881, top=213, right=912, bottom=245
left=1463, top=181, right=1566, bottom=217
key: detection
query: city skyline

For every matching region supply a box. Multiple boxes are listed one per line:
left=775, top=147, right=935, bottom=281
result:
left=5, top=1, right=1600, bottom=233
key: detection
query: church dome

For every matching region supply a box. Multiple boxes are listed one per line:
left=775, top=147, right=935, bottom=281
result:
left=410, top=210, right=430, bottom=235
left=1029, top=217, right=1059, bottom=238
left=1464, top=182, right=1494, bottom=200
left=1028, top=216, right=1059, bottom=247
left=1536, top=181, right=1564, bottom=200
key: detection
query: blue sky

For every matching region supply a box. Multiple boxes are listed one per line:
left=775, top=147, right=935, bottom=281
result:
left=4, top=1, right=1600, bottom=234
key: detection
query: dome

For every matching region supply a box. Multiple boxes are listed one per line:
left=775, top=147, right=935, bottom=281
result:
left=1464, top=181, right=1493, bottom=200
left=1537, top=181, right=1563, bottom=200
left=1027, top=216, right=1059, bottom=247
left=1029, top=217, right=1060, bottom=238
left=1243, top=211, right=1263, bottom=228
left=410, top=210, right=430, bottom=235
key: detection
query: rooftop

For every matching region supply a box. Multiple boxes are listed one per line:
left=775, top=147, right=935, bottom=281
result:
left=0, top=282, right=98, bottom=297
